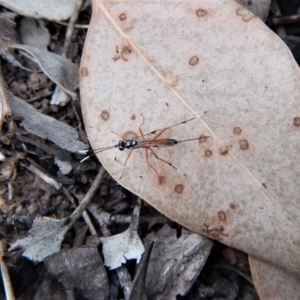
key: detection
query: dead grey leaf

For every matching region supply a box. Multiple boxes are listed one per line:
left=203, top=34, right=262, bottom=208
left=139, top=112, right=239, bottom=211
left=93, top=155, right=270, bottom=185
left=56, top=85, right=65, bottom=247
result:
left=0, top=62, right=12, bottom=131
left=101, top=229, right=145, bottom=269
left=7, top=91, right=88, bottom=153
left=50, top=86, right=70, bottom=106
left=129, top=242, right=153, bottom=300
left=100, top=200, right=145, bottom=270
left=145, top=225, right=213, bottom=299
left=0, top=42, right=79, bottom=97
left=44, top=246, right=109, bottom=300
left=9, top=168, right=105, bottom=262
left=9, top=216, right=70, bottom=262
left=0, top=12, right=26, bottom=70
left=54, top=156, right=72, bottom=175
left=0, top=0, right=80, bottom=21
left=19, top=18, right=50, bottom=51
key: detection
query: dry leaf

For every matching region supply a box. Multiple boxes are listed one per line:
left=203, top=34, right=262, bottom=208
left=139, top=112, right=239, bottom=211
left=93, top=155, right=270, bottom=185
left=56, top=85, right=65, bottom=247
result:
left=100, top=199, right=144, bottom=270
left=7, top=91, right=87, bottom=153
left=0, top=0, right=80, bottom=21
left=9, top=216, right=70, bottom=262
left=0, top=12, right=27, bottom=70
left=80, top=0, right=300, bottom=276
left=19, top=18, right=50, bottom=51
left=44, top=247, right=109, bottom=300
left=100, top=228, right=145, bottom=270
left=249, top=256, right=300, bottom=300
left=145, top=225, right=213, bottom=299
left=0, top=43, right=79, bottom=97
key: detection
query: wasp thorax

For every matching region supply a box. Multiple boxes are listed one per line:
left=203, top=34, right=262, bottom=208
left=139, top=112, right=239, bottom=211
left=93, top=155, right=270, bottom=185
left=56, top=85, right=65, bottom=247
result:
left=118, top=141, right=125, bottom=151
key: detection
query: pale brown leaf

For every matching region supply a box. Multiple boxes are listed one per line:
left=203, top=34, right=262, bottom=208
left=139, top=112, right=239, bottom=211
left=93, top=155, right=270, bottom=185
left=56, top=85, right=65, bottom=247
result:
left=80, top=0, right=300, bottom=276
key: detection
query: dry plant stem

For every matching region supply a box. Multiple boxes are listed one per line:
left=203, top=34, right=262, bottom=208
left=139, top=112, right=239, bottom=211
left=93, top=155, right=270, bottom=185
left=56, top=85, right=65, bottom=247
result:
left=69, top=167, right=105, bottom=224
left=116, top=198, right=143, bottom=300
left=270, top=0, right=286, bottom=38
left=0, top=61, right=12, bottom=130
left=88, top=198, right=145, bottom=298
left=7, top=182, right=13, bottom=201
left=270, top=14, right=300, bottom=26
left=54, top=21, right=89, bottom=29
left=62, top=0, right=83, bottom=58
left=26, top=92, right=53, bottom=103
left=70, top=94, right=89, bottom=144
left=82, top=211, right=97, bottom=235
left=81, top=0, right=91, bottom=13
left=22, top=159, right=62, bottom=190
left=87, top=204, right=112, bottom=229
left=22, top=158, right=97, bottom=234
left=111, top=214, right=167, bottom=225
left=0, top=240, right=15, bottom=300
left=88, top=199, right=145, bottom=299
left=129, top=198, right=142, bottom=232
left=214, top=264, right=253, bottom=285
left=87, top=207, right=133, bottom=299
left=61, top=0, right=88, bottom=144
left=17, top=134, right=60, bottom=157
left=116, top=266, right=133, bottom=300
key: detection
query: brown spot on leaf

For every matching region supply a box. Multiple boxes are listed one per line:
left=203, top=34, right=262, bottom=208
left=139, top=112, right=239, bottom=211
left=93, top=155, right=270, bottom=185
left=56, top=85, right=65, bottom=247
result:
left=230, top=203, right=236, bottom=209
left=80, top=67, right=88, bottom=77
left=202, top=223, right=228, bottom=238
left=218, top=211, right=226, bottom=221
left=293, top=117, right=300, bottom=126
left=131, top=114, right=136, bottom=120
left=239, top=139, right=249, bottom=150
left=199, top=134, right=208, bottom=144
left=189, top=55, right=199, bottom=65
left=100, top=111, right=109, bottom=121
left=233, top=127, right=242, bottom=135
left=119, top=13, right=126, bottom=21
left=113, top=38, right=132, bottom=62
left=124, top=131, right=138, bottom=140
left=174, top=184, right=184, bottom=194
left=262, top=183, right=267, bottom=189
left=196, top=8, right=207, bottom=17
left=219, top=145, right=228, bottom=155
left=205, top=149, right=212, bottom=157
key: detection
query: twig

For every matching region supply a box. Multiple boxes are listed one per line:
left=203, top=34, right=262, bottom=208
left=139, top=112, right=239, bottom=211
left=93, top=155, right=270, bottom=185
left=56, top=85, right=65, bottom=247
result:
left=269, top=14, right=300, bottom=26
left=69, top=167, right=105, bottom=223
left=269, top=0, right=286, bottom=38
left=111, top=214, right=167, bottom=225
left=62, top=0, right=83, bottom=58
left=88, top=198, right=146, bottom=299
left=0, top=240, right=15, bottom=300
left=17, top=134, right=60, bottom=157
left=26, top=92, right=53, bottom=103
left=22, top=158, right=98, bottom=235
left=0, top=60, right=13, bottom=128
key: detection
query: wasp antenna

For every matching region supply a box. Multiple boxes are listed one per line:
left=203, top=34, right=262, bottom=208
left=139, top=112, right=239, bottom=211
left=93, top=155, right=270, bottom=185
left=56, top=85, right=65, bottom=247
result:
left=111, top=130, right=123, bottom=138
left=182, top=117, right=195, bottom=124
left=176, top=136, right=211, bottom=144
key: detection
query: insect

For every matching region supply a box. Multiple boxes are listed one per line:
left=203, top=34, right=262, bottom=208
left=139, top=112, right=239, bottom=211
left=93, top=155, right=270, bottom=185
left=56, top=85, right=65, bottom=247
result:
left=81, top=114, right=210, bottom=184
